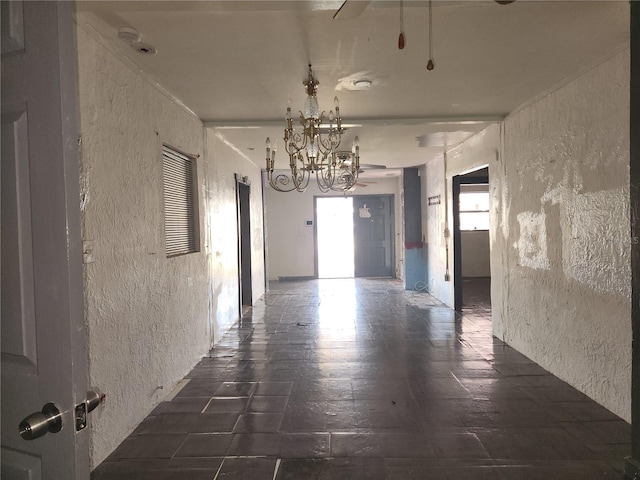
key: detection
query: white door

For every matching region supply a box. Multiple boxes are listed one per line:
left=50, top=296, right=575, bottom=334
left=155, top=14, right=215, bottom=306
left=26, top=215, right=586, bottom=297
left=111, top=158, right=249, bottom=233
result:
left=1, top=1, right=89, bottom=478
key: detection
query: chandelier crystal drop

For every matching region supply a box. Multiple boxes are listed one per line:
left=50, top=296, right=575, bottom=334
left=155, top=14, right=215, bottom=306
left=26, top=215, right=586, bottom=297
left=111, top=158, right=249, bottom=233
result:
left=266, top=64, right=360, bottom=193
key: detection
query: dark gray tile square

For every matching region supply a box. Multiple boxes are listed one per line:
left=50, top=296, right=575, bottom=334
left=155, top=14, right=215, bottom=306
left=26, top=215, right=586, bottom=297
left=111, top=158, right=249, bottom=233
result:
left=227, top=433, right=280, bottom=456
left=233, top=413, right=283, bottom=433
left=217, top=457, right=278, bottom=479
left=109, top=434, right=187, bottom=459
left=247, top=395, right=289, bottom=412
left=203, top=397, right=248, bottom=414
left=278, top=433, right=331, bottom=458
left=150, top=397, right=211, bottom=415
left=135, top=413, right=238, bottom=434
left=214, top=382, right=256, bottom=397
left=173, top=433, right=232, bottom=457
left=255, top=381, right=294, bottom=396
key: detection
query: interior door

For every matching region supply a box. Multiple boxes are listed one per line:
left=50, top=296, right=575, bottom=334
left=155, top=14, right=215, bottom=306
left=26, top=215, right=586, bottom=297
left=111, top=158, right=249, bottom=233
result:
left=1, top=1, right=88, bottom=478
left=236, top=176, right=252, bottom=309
left=353, top=195, right=395, bottom=277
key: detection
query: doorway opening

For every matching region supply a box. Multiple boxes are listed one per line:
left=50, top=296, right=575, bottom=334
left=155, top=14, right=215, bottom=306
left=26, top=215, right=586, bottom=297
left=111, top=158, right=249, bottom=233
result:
left=453, top=168, right=491, bottom=314
left=236, top=176, right=252, bottom=314
left=315, top=194, right=395, bottom=279
left=316, top=196, right=355, bottom=279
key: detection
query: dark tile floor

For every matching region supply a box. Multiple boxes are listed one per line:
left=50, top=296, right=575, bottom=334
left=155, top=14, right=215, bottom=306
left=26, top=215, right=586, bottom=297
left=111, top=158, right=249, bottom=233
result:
left=92, top=278, right=630, bottom=480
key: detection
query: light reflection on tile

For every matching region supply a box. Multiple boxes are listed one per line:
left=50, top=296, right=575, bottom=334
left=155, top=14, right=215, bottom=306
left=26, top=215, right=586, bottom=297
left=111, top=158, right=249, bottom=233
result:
left=92, top=278, right=629, bottom=480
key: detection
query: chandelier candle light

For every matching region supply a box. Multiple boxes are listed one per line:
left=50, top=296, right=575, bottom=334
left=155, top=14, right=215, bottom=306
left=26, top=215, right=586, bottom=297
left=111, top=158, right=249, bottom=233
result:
left=266, top=65, right=360, bottom=193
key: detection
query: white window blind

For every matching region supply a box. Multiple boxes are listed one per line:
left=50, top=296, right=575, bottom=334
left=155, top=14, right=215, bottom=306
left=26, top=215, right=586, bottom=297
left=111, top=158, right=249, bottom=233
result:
left=162, top=145, right=198, bottom=257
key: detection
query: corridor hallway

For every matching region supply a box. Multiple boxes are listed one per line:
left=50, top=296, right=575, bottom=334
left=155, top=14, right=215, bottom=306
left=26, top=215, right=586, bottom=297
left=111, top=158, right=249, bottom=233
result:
left=92, top=279, right=629, bottom=479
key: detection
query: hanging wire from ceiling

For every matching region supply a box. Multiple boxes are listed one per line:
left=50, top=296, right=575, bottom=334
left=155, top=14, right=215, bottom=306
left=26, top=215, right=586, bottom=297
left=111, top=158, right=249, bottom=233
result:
left=398, top=0, right=405, bottom=49
left=426, top=0, right=435, bottom=70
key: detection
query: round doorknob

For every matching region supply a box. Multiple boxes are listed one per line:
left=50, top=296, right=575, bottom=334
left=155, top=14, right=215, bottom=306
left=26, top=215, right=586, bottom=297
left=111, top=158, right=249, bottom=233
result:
left=19, top=403, right=62, bottom=441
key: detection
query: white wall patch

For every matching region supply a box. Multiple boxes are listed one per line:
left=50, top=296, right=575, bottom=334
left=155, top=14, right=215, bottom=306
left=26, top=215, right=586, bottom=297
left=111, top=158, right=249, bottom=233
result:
left=515, top=211, right=550, bottom=270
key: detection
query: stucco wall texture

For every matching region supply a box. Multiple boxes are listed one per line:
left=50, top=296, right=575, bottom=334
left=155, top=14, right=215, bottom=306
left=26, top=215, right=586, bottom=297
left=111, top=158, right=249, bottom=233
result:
left=423, top=49, right=630, bottom=421
left=495, top=50, right=631, bottom=421
left=78, top=27, right=265, bottom=468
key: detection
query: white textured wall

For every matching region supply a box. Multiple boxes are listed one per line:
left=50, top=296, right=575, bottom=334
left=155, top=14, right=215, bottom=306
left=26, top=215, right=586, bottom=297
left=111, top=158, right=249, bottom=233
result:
left=494, top=50, right=630, bottom=420
left=423, top=125, right=500, bottom=307
left=78, top=27, right=265, bottom=468
left=205, top=130, right=265, bottom=343
left=265, top=177, right=403, bottom=279
left=461, top=231, right=490, bottom=277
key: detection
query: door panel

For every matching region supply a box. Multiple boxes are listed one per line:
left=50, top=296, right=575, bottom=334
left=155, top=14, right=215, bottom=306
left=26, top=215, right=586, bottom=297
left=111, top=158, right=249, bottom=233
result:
left=1, top=449, right=42, bottom=480
left=1, top=106, right=38, bottom=372
left=236, top=178, right=252, bottom=308
left=353, top=195, right=394, bottom=277
left=1, top=1, right=88, bottom=478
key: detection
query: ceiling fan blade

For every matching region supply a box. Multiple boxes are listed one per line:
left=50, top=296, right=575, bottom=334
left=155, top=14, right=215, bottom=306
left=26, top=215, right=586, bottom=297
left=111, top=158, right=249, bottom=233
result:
left=358, top=164, right=386, bottom=174
left=333, top=0, right=370, bottom=20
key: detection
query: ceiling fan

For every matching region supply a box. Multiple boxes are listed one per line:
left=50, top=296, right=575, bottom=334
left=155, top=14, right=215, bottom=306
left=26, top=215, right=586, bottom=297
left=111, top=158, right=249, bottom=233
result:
left=354, top=163, right=384, bottom=188
left=333, top=0, right=515, bottom=20
left=333, top=0, right=371, bottom=20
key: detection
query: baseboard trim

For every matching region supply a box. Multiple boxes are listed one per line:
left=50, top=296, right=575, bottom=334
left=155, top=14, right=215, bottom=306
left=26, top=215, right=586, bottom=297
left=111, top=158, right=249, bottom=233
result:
left=277, top=276, right=316, bottom=282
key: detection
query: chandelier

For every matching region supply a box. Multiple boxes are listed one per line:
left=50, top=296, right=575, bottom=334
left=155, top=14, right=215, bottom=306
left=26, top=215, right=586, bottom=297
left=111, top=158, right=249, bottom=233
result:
left=265, top=65, right=360, bottom=193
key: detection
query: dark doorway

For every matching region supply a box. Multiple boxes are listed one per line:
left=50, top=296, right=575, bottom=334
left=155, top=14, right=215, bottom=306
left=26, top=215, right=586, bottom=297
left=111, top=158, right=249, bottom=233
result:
left=352, top=195, right=395, bottom=278
left=453, top=168, right=491, bottom=313
left=236, top=176, right=252, bottom=311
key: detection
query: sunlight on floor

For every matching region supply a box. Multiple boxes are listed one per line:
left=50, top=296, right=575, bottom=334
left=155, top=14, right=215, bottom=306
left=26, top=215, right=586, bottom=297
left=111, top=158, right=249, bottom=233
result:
left=317, top=279, right=357, bottom=341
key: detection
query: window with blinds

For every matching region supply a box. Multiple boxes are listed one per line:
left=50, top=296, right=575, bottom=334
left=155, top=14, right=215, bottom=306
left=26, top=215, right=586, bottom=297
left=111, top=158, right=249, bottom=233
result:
left=162, top=145, right=199, bottom=257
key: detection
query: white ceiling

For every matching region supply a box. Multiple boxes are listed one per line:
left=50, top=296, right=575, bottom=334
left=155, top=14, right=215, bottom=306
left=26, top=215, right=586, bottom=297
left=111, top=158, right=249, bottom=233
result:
left=76, top=0, right=629, bottom=176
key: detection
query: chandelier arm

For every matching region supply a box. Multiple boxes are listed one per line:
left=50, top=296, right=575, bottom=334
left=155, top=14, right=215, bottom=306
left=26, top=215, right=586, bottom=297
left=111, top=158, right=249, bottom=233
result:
left=292, top=168, right=311, bottom=192
left=268, top=172, right=299, bottom=193
left=317, top=130, right=342, bottom=155
left=316, top=153, right=331, bottom=171
left=286, top=131, right=307, bottom=155
left=315, top=169, right=332, bottom=194
left=317, top=167, right=333, bottom=191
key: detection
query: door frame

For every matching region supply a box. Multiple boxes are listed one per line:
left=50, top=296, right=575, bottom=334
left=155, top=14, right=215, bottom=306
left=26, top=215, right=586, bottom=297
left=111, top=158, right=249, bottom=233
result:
left=313, top=194, right=396, bottom=279
left=235, top=174, right=252, bottom=314
left=452, top=172, right=489, bottom=312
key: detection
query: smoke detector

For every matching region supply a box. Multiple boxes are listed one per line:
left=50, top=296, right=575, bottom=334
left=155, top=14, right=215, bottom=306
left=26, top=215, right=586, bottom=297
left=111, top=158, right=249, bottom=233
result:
left=117, top=26, right=156, bottom=55
left=353, top=79, right=373, bottom=89
left=117, top=27, right=140, bottom=44
left=131, top=42, right=157, bottom=55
